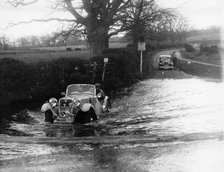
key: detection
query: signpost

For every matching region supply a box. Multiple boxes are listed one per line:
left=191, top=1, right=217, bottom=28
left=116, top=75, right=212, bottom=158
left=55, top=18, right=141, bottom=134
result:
left=102, top=58, right=109, bottom=83
left=138, top=42, right=146, bottom=76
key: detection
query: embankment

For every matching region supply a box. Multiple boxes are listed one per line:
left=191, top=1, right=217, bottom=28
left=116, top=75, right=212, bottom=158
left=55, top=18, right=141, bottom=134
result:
left=175, top=51, right=222, bottom=80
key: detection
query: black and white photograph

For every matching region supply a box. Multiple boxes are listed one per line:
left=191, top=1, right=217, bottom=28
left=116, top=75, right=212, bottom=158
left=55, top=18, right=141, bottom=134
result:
left=0, top=0, right=224, bottom=171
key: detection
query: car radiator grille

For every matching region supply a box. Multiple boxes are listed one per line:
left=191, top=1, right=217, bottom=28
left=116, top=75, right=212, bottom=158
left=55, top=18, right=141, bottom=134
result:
left=59, top=99, right=72, bottom=107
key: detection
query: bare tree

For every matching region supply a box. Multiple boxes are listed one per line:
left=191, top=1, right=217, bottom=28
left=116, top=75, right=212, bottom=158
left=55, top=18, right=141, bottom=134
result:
left=123, top=0, right=177, bottom=47
left=17, top=36, right=30, bottom=47
left=0, top=35, right=9, bottom=50
left=174, top=17, right=190, bottom=42
left=30, top=36, right=41, bottom=46
left=7, top=0, right=133, bottom=56
left=7, top=0, right=182, bottom=54
left=40, top=34, right=52, bottom=46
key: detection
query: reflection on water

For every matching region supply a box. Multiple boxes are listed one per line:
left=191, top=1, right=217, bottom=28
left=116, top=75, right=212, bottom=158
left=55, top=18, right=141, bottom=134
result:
left=0, top=142, right=64, bottom=161
left=106, top=78, right=224, bottom=138
left=44, top=124, right=99, bottom=137
left=145, top=140, right=224, bottom=172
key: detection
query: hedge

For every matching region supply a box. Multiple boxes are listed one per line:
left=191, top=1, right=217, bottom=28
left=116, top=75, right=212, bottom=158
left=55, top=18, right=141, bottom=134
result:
left=0, top=58, right=90, bottom=106
left=0, top=48, right=145, bottom=106
left=91, top=48, right=139, bottom=92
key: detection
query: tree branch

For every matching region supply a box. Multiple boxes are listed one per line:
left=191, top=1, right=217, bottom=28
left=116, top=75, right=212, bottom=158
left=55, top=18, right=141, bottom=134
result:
left=7, top=0, right=39, bottom=7
left=108, top=0, right=131, bottom=22
left=64, top=0, right=86, bottom=25
left=2, top=18, right=76, bottom=30
left=81, top=0, right=92, bottom=14
left=51, top=23, right=83, bottom=42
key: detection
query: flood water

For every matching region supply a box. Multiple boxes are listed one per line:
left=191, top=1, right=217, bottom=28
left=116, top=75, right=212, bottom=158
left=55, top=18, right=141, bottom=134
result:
left=6, top=76, right=224, bottom=139
left=1, top=70, right=224, bottom=171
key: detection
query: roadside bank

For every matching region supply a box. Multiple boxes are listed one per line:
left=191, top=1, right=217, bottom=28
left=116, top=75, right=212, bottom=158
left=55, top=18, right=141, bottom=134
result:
left=174, top=51, right=222, bottom=80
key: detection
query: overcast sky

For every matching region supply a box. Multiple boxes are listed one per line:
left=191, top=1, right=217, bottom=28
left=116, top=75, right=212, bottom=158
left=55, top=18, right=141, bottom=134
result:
left=0, top=0, right=223, bottom=40
left=157, top=0, right=224, bottom=28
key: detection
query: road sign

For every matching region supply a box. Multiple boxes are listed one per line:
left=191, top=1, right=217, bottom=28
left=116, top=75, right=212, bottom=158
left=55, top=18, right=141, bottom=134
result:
left=138, top=42, right=146, bottom=51
left=104, top=58, right=109, bottom=63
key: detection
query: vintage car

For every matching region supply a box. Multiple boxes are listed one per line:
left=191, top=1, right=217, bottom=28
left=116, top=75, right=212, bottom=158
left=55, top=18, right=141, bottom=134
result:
left=158, top=55, right=174, bottom=70
left=41, top=84, right=110, bottom=124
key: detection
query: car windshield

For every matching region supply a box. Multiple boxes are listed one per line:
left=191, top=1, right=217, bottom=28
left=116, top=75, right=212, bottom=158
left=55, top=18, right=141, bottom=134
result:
left=160, top=57, right=171, bottom=62
left=67, top=84, right=95, bottom=96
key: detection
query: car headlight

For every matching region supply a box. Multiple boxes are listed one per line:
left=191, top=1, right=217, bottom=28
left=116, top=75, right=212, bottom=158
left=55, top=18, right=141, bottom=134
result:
left=49, top=98, right=57, bottom=107
left=72, top=99, right=81, bottom=107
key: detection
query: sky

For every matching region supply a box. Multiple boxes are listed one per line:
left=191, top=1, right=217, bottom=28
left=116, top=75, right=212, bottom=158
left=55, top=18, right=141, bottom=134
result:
left=0, top=0, right=73, bottom=40
left=0, top=0, right=223, bottom=41
left=157, top=0, right=224, bottom=29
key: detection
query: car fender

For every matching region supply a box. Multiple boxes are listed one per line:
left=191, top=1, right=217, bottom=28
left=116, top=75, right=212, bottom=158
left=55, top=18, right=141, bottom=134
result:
left=41, top=103, right=58, bottom=118
left=81, top=103, right=93, bottom=112
left=41, top=103, right=52, bottom=113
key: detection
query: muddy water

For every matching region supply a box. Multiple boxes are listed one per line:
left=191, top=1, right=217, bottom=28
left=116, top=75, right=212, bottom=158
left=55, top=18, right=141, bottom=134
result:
left=1, top=70, right=224, bottom=171
left=8, top=77, right=224, bottom=140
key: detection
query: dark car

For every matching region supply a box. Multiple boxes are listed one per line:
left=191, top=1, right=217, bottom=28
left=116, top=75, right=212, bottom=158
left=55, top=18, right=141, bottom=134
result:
left=158, top=55, right=174, bottom=70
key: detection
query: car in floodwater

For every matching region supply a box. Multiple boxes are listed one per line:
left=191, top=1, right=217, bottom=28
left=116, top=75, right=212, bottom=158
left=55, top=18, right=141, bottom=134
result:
left=158, top=55, right=174, bottom=70
left=41, top=84, right=110, bottom=124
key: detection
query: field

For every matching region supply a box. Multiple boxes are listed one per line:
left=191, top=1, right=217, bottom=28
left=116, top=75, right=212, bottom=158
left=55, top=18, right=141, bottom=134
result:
left=0, top=42, right=128, bottom=63
left=181, top=50, right=222, bottom=65
left=0, top=50, right=91, bottom=63
left=184, top=29, right=224, bottom=66
left=186, top=32, right=221, bottom=44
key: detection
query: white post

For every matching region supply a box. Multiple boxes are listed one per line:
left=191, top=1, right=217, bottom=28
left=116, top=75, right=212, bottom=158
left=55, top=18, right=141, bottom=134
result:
left=102, top=63, right=106, bottom=82
left=140, top=51, right=143, bottom=75
left=102, top=58, right=109, bottom=83
left=138, top=42, right=145, bottom=76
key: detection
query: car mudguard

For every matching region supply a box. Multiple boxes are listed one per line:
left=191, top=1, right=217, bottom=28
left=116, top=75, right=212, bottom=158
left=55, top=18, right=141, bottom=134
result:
left=41, top=103, right=52, bottom=113
left=41, top=102, right=57, bottom=118
left=74, top=107, right=97, bottom=124
left=81, top=103, right=93, bottom=112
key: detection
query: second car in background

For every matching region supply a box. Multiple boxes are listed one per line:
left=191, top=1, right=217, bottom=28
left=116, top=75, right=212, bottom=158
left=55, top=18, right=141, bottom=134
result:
left=158, top=55, right=174, bottom=70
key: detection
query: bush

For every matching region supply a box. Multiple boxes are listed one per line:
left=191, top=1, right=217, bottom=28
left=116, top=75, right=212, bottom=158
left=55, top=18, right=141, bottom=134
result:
left=200, top=44, right=218, bottom=53
left=32, top=58, right=91, bottom=101
left=0, top=58, right=34, bottom=105
left=103, top=48, right=138, bottom=69
left=0, top=58, right=90, bottom=105
left=184, top=44, right=196, bottom=52
left=91, top=48, right=139, bottom=92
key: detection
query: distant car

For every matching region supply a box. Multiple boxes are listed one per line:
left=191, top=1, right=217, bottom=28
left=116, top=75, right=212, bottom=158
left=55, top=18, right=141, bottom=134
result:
left=41, top=84, right=110, bottom=124
left=158, top=55, right=174, bottom=70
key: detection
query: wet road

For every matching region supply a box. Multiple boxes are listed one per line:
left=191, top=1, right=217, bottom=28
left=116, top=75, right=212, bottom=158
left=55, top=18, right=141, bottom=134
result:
left=1, top=51, right=224, bottom=171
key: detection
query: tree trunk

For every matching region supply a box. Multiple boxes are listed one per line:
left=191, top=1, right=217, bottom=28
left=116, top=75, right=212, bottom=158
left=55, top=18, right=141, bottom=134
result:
left=87, top=27, right=109, bottom=57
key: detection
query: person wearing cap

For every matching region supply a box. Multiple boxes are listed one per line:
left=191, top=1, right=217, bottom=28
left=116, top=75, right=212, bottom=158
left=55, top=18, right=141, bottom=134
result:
left=95, top=83, right=105, bottom=102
